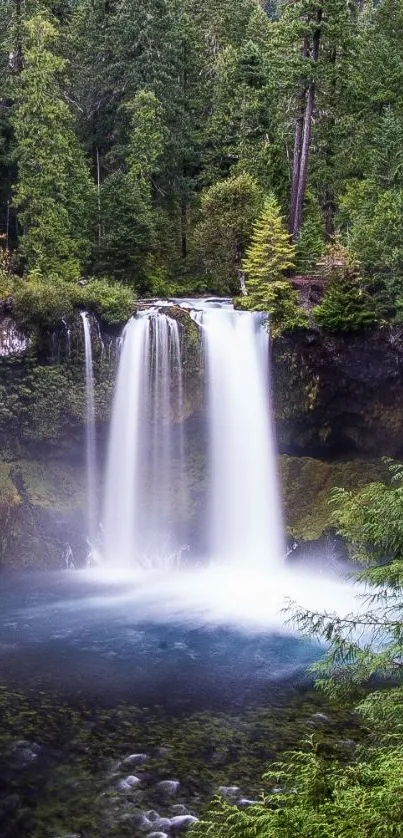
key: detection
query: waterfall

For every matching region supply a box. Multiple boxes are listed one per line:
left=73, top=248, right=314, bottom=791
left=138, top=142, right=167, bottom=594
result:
left=80, top=312, right=97, bottom=552
left=103, top=300, right=284, bottom=571
left=200, top=304, right=284, bottom=568
left=103, top=311, right=184, bottom=568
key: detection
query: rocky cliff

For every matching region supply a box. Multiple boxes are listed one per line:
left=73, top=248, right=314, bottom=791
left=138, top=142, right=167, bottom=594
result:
left=0, top=309, right=401, bottom=569
left=273, top=327, right=403, bottom=457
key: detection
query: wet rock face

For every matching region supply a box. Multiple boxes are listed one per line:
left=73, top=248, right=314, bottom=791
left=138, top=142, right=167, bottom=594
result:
left=0, top=316, right=31, bottom=357
left=279, top=455, right=389, bottom=542
left=272, top=327, right=403, bottom=457
left=0, top=310, right=108, bottom=570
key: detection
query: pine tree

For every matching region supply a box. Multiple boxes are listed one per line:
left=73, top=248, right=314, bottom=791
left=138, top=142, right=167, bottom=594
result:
left=243, top=195, right=295, bottom=298
left=12, top=10, right=94, bottom=279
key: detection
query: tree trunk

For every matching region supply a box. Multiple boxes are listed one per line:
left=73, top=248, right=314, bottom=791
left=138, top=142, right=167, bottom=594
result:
left=290, top=11, right=322, bottom=240
left=289, top=37, right=309, bottom=236
left=323, top=47, right=337, bottom=241
left=11, top=0, right=24, bottom=74
left=181, top=199, right=187, bottom=260
left=289, top=89, right=306, bottom=235
left=293, top=78, right=315, bottom=238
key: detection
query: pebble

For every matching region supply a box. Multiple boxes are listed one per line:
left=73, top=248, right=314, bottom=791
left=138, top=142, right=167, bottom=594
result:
left=10, top=740, right=41, bottom=767
left=133, top=815, right=153, bottom=832
left=117, top=775, right=141, bottom=791
left=156, top=780, right=180, bottom=794
left=146, top=810, right=161, bottom=822
left=309, top=713, right=331, bottom=725
left=170, top=805, right=189, bottom=816
left=152, top=818, right=172, bottom=832
left=124, top=753, right=148, bottom=765
left=126, top=775, right=141, bottom=785
left=218, top=785, right=240, bottom=800
left=238, top=798, right=259, bottom=808
left=170, top=815, right=199, bottom=832
left=147, top=833, right=168, bottom=838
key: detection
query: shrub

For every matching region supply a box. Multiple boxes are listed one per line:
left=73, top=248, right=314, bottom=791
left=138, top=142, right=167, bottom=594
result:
left=12, top=272, right=76, bottom=328
left=194, top=173, right=264, bottom=293
left=77, top=278, right=134, bottom=325
left=313, top=276, right=378, bottom=332
left=11, top=273, right=134, bottom=331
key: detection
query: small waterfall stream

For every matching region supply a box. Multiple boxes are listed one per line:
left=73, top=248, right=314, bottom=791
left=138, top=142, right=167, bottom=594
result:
left=102, top=299, right=284, bottom=571
left=81, top=312, right=97, bottom=552
left=103, top=311, right=184, bottom=567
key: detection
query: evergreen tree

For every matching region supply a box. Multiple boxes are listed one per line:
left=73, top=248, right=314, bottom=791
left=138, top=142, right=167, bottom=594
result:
left=12, top=10, right=94, bottom=279
left=94, top=170, right=153, bottom=289
left=243, top=195, right=295, bottom=295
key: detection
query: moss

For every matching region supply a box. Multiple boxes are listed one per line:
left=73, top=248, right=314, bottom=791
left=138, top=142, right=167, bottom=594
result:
left=14, top=459, right=86, bottom=510
left=0, top=327, right=116, bottom=450
left=280, top=456, right=390, bottom=541
left=0, top=682, right=362, bottom=838
left=0, top=456, right=86, bottom=569
left=0, top=463, right=22, bottom=559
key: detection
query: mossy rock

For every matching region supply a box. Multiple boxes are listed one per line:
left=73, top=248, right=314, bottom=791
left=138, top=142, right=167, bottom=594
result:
left=280, top=455, right=390, bottom=541
left=0, top=457, right=87, bottom=569
left=0, top=312, right=117, bottom=453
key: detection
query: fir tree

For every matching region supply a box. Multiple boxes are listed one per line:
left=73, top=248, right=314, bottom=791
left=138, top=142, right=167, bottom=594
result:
left=243, top=195, right=295, bottom=300
left=12, top=10, right=95, bottom=279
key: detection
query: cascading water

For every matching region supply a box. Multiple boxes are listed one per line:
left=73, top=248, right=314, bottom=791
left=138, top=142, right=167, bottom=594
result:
left=103, top=311, right=185, bottom=568
left=103, top=299, right=284, bottom=571
left=199, top=303, right=284, bottom=567
left=80, top=312, right=97, bottom=552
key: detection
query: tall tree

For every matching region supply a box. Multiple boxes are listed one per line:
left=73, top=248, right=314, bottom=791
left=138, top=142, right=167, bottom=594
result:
left=269, top=0, right=357, bottom=240
left=12, top=10, right=95, bottom=278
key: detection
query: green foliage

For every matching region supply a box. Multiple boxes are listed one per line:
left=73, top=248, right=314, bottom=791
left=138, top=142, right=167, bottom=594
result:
left=10, top=272, right=133, bottom=330
left=340, top=182, right=403, bottom=280
left=289, top=459, right=403, bottom=695
left=313, top=276, right=378, bottom=333
left=238, top=195, right=300, bottom=333
left=243, top=195, right=295, bottom=291
left=126, top=90, right=165, bottom=183
left=280, top=456, right=389, bottom=543
left=0, top=0, right=401, bottom=309
left=11, top=11, right=94, bottom=279
left=194, top=173, right=263, bottom=293
left=194, top=738, right=403, bottom=838
left=293, top=200, right=325, bottom=274
left=195, top=459, right=403, bottom=838
left=12, top=272, right=76, bottom=328
left=94, top=170, right=153, bottom=289
left=77, top=278, right=134, bottom=325
left=330, top=459, right=403, bottom=568
left=313, top=246, right=378, bottom=332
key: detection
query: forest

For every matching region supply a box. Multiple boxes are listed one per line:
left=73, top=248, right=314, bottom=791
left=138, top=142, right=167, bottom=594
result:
left=2, top=2, right=403, bottom=838
left=1, top=0, right=403, bottom=328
